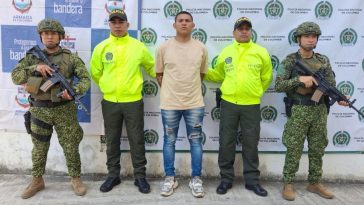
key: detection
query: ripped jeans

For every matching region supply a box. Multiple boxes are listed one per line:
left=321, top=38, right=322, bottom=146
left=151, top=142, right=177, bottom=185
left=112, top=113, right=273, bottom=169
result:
left=161, top=107, right=204, bottom=177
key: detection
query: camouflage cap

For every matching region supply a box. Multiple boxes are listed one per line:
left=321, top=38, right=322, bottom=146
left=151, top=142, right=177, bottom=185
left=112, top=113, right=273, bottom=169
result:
left=294, top=21, right=321, bottom=42
left=37, top=19, right=65, bottom=36
left=109, top=9, right=128, bottom=21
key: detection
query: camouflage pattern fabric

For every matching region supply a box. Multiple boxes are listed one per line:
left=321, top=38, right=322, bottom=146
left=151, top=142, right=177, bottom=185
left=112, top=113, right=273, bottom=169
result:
left=37, top=19, right=65, bottom=37
left=275, top=52, right=336, bottom=183
left=11, top=46, right=90, bottom=177
left=30, top=103, right=83, bottom=177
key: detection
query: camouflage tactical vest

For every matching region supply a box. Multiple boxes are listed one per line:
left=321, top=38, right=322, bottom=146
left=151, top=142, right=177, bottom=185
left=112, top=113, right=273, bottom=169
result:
left=26, top=48, right=73, bottom=102
left=290, top=52, right=329, bottom=102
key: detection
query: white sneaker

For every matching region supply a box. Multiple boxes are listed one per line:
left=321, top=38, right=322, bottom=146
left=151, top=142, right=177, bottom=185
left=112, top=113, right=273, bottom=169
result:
left=189, top=176, right=204, bottom=198
left=160, top=176, right=178, bottom=197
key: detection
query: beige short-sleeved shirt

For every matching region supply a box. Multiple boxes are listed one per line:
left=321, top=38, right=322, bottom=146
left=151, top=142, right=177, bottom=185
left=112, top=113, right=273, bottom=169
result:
left=155, top=38, right=208, bottom=110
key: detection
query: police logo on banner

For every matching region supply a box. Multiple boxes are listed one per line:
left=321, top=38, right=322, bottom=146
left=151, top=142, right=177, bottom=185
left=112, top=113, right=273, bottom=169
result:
left=12, top=0, right=32, bottom=13
left=261, top=106, right=278, bottom=123
left=105, top=0, right=125, bottom=13
left=362, top=58, right=364, bottom=72
left=141, top=28, right=157, bottom=46
left=252, top=29, right=257, bottom=43
left=333, top=131, right=350, bottom=147
left=340, top=28, right=357, bottom=46
left=337, top=81, right=354, bottom=96
left=164, top=1, right=183, bottom=19
left=144, top=129, right=159, bottom=146
left=192, top=28, right=207, bottom=44
left=201, top=131, right=207, bottom=145
left=315, top=1, right=333, bottom=20
left=211, top=107, right=221, bottom=121
left=265, top=0, right=284, bottom=19
left=270, top=55, right=280, bottom=72
left=359, top=107, right=364, bottom=122
left=211, top=55, right=218, bottom=69
left=201, top=82, right=206, bottom=97
left=15, top=85, right=30, bottom=109
left=142, top=80, right=158, bottom=97
left=213, top=0, right=232, bottom=19
left=236, top=130, right=242, bottom=146
left=288, top=29, right=298, bottom=46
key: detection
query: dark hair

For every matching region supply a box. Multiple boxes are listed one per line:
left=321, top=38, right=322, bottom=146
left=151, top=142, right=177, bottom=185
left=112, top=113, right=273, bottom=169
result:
left=174, top=11, right=193, bottom=22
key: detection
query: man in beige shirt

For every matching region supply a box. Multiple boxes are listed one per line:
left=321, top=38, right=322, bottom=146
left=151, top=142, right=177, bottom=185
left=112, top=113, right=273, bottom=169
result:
left=155, top=11, right=208, bottom=198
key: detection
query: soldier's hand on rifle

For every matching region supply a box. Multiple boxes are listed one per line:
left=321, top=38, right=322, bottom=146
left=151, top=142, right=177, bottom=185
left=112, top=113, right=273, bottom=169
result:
left=299, top=76, right=318, bottom=88
left=338, top=96, right=350, bottom=107
left=36, top=64, right=54, bottom=77
left=60, top=89, right=73, bottom=100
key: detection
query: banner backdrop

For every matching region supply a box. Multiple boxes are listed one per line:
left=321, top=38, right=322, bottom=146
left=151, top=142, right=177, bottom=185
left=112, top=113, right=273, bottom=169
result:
left=0, top=0, right=363, bottom=152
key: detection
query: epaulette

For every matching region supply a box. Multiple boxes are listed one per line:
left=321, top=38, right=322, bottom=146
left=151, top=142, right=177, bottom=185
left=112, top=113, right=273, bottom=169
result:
left=62, top=48, right=72, bottom=54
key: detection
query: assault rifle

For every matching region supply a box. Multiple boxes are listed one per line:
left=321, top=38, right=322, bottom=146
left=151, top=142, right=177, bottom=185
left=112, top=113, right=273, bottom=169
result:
left=294, top=60, right=364, bottom=118
left=28, top=45, right=89, bottom=115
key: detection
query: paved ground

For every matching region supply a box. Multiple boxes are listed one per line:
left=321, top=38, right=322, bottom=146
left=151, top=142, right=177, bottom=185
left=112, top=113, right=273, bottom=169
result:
left=0, top=174, right=363, bottom=205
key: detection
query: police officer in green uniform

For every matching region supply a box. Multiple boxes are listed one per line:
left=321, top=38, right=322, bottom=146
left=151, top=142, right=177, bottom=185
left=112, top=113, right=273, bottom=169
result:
left=275, top=22, right=348, bottom=201
left=11, top=19, right=90, bottom=199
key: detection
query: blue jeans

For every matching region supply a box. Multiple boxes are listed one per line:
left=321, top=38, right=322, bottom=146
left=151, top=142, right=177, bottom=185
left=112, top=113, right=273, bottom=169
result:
left=161, top=107, right=204, bottom=177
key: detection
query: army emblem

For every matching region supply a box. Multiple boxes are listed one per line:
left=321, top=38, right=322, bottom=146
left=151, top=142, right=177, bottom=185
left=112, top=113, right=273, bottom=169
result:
left=15, top=85, right=30, bottom=108
left=340, top=28, right=357, bottom=46
left=261, top=106, right=278, bottom=123
left=288, top=29, right=298, bottom=46
left=12, top=0, right=32, bottom=13
left=141, top=28, right=157, bottom=46
left=213, top=0, right=232, bottom=19
left=333, top=131, right=350, bottom=147
left=105, top=52, right=113, bottom=61
left=164, top=1, right=183, bottom=19
left=105, top=0, right=125, bottom=13
left=211, top=55, right=219, bottom=69
left=265, top=0, right=284, bottom=19
left=315, top=1, right=333, bottom=20
left=211, top=107, right=221, bottom=121
left=270, top=55, right=280, bottom=72
left=192, top=28, right=207, bottom=44
left=337, top=81, right=354, bottom=96
left=251, top=29, right=257, bottom=43
left=201, top=82, right=206, bottom=97
left=144, top=129, right=159, bottom=146
left=142, top=80, right=158, bottom=97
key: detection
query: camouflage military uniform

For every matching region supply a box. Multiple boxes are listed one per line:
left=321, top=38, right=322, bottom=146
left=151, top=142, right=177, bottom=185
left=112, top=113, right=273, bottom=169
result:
left=11, top=48, right=90, bottom=177
left=275, top=52, right=335, bottom=183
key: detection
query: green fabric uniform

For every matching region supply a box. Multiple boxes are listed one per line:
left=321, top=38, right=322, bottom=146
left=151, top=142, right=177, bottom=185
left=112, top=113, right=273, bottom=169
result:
left=11, top=47, right=90, bottom=177
left=275, top=52, right=335, bottom=183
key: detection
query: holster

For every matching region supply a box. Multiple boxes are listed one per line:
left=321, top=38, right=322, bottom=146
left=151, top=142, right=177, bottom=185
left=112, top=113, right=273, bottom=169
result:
left=216, top=88, right=222, bottom=108
left=283, top=97, right=293, bottom=117
left=24, top=111, right=32, bottom=134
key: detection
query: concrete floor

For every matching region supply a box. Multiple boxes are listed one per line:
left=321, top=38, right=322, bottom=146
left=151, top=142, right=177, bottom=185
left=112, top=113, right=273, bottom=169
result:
left=0, top=174, right=363, bottom=205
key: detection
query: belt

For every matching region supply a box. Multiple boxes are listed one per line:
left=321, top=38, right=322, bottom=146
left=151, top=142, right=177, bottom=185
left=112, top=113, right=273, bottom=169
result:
left=30, top=99, right=70, bottom=108
left=291, top=98, right=324, bottom=106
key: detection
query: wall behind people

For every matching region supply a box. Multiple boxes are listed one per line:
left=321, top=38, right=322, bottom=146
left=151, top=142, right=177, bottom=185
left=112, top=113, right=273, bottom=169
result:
left=1, top=0, right=363, bottom=152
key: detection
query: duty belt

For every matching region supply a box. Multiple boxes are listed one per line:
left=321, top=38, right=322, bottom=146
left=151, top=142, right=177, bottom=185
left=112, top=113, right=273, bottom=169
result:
left=291, top=98, right=324, bottom=106
left=30, top=99, right=70, bottom=108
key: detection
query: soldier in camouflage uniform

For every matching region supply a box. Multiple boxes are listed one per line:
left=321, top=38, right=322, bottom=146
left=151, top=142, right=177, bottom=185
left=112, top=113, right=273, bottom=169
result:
left=11, top=19, right=90, bottom=199
left=275, top=22, right=348, bottom=201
